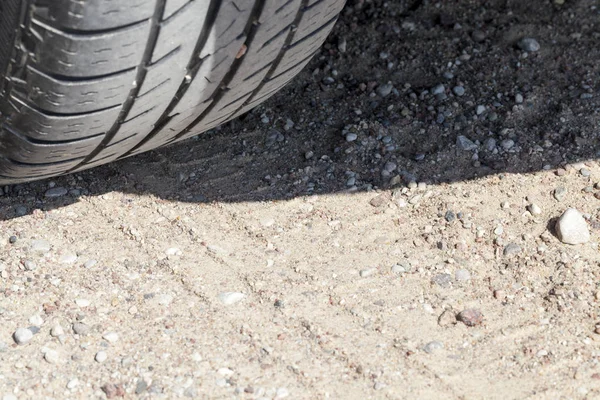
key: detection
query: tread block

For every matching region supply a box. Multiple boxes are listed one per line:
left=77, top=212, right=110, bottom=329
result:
left=9, top=99, right=120, bottom=141
left=19, top=66, right=135, bottom=114
left=33, top=0, right=157, bottom=31
left=30, top=18, right=151, bottom=77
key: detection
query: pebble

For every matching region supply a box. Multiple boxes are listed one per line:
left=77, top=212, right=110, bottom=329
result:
left=503, top=243, right=522, bottom=257
left=218, top=292, right=245, bottom=305
left=165, top=248, right=182, bottom=256
left=456, top=309, right=484, bottom=326
left=50, top=324, right=65, bottom=337
left=369, top=193, right=389, bottom=207
left=59, top=252, right=78, bottom=264
left=276, top=388, right=290, bottom=398
left=453, top=86, right=465, bottom=96
left=29, top=315, right=44, bottom=326
left=72, top=322, right=90, bottom=336
left=484, top=138, right=497, bottom=151
left=44, top=349, right=61, bottom=364
left=95, top=351, right=107, bottom=363
left=431, top=84, right=445, bottom=95
left=75, top=299, right=90, bottom=307
left=45, top=187, right=68, bottom=198
left=445, top=210, right=456, bottom=222
left=9, top=235, right=17, bottom=244
left=555, top=208, right=590, bottom=245
left=345, top=133, right=358, bottom=142
left=500, top=139, right=515, bottom=150
left=13, top=328, right=33, bottom=345
left=15, top=205, right=27, bottom=216
left=376, top=83, right=393, bottom=98
left=84, top=259, right=97, bottom=268
left=67, top=378, right=79, bottom=389
left=30, top=239, right=51, bottom=253
left=423, top=341, right=444, bottom=353
left=431, top=273, right=452, bottom=288
left=580, top=168, right=591, bottom=177
left=471, top=30, right=486, bottom=42
left=515, top=93, right=524, bottom=104
left=24, top=260, right=36, bottom=271
left=337, top=37, right=347, bottom=53
left=455, top=269, right=471, bottom=281
left=554, top=186, right=566, bottom=201
left=360, top=268, right=377, bottom=277
left=476, top=105, right=486, bottom=115
left=456, top=135, right=477, bottom=151
left=136, top=380, right=149, bottom=395
left=103, top=332, right=119, bottom=343
left=518, top=37, right=540, bottom=52
left=528, top=203, right=542, bottom=215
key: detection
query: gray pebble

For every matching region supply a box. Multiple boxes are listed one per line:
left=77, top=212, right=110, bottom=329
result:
left=423, top=341, right=444, bottom=353
left=24, top=260, right=36, bottom=271
left=15, top=205, right=27, bottom=216
left=453, top=86, right=465, bottom=96
left=500, top=139, right=515, bottom=150
left=431, top=273, right=452, bottom=288
left=553, top=186, right=566, bottom=202
left=580, top=168, right=591, bottom=177
left=376, top=83, right=393, bottom=98
left=515, top=93, right=524, bottom=104
left=345, top=133, right=358, bottom=142
left=431, top=84, right=445, bottom=95
left=455, top=269, right=471, bottom=281
left=528, top=203, right=542, bottom=215
left=484, top=138, right=497, bottom=152
left=518, top=37, right=540, bottom=52
left=476, top=105, right=486, bottom=115
left=136, top=379, right=149, bottom=395
left=471, top=30, right=486, bottom=42
left=503, top=243, right=522, bottom=257
left=45, top=187, right=68, bottom=198
left=555, top=208, right=590, bottom=245
left=13, top=328, right=33, bottom=345
left=456, top=135, right=478, bottom=151
left=72, top=322, right=90, bottom=336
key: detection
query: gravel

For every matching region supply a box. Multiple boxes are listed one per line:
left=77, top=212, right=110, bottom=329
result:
left=503, top=243, right=522, bottom=257
left=44, top=187, right=68, bottom=198
left=423, top=341, right=444, bottom=353
left=456, top=309, right=484, bottom=327
left=456, top=135, right=477, bottom=151
left=95, top=351, right=108, bottom=363
left=518, top=37, right=541, bottom=52
left=218, top=292, right=245, bottom=305
left=13, top=328, right=33, bottom=345
left=555, top=208, right=590, bottom=245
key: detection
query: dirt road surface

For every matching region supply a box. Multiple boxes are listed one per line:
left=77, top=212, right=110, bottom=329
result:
left=2, top=0, right=600, bottom=398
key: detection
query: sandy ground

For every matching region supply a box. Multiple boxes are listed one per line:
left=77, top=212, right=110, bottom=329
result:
left=2, top=0, right=600, bottom=398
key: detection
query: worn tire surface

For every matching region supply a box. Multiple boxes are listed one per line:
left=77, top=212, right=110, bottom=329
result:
left=0, top=0, right=345, bottom=183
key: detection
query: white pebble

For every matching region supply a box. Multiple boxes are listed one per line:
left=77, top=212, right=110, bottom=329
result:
left=44, top=349, right=61, bottom=364
left=28, top=314, right=44, bottom=326
left=218, top=292, right=245, bottom=305
left=66, top=378, right=79, bottom=389
left=528, top=203, right=542, bottom=215
left=555, top=208, right=590, bottom=245
left=75, top=298, right=90, bottom=307
left=102, top=332, right=119, bottom=343
left=50, top=324, right=65, bottom=337
left=95, top=351, right=107, bottom=363
left=13, top=328, right=33, bottom=345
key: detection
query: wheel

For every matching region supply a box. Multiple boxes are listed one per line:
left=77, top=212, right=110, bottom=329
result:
left=0, top=0, right=345, bottom=183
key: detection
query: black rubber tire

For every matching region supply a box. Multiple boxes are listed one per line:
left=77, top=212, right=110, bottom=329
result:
left=0, top=0, right=345, bottom=183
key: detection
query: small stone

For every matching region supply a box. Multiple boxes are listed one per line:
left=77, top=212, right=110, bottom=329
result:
left=554, top=186, right=566, bottom=202
left=555, top=208, right=590, bottom=245
left=438, top=310, right=456, bottom=327
left=165, top=248, right=181, bottom=256
left=456, top=309, right=483, bottom=326
left=471, top=30, right=486, bottom=42
left=59, top=252, right=78, bottom=264
left=30, top=239, right=51, bottom=253
left=369, top=193, right=389, bottom=208
left=455, top=269, right=471, bottom=281
left=484, top=138, right=497, bottom=151
left=50, top=324, right=64, bottom=337
left=580, top=168, right=591, bottom=177
left=423, top=341, right=444, bottom=353
left=528, top=203, right=542, bottom=215
left=503, top=243, right=522, bottom=257
left=135, top=380, right=149, bottom=395
left=218, top=292, right=245, bottom=305
left=84, top=259, right=97, bottom=268
left=101, top=383, right=125, bottom=399
left=376, top=83, right=393, bottom=98
left=29, top=315, right=44, bottom=326
left=45, top=187, right=68, bottom=198
left=44, top=349, right=61, bottom=364
left=360, top=268, right=376, bottom=277
left=453, top=86, right=465, bottom=96
left=518, top=37, right=540, bottom=52
left=444, top=210, right=456, bottom=222
left=72, top=322, right=90, bottom=336
left=24, top=260, right=37, bottom=271
left=345, top=132, right=358, bottom=142
left=431, top=84, right=445, bottom=95
left=276, top=388, right=290, bottom=398
left=337, top=37, right=347, bottom=53
left=102, top=332, right=119, bottom=343
left=9, top=236, right=17, bottom=244
left=456, top=135, right=477, bottom=151
left=515, top=93, right=524, bottom=104
left=75, top=299, right=90, bottom=307
left=13, top=328, right=33, bottom=345
left=431, top=273, right=452, bottom=288
left=476, top=105, right=486, bottom=115
left=15, top=205, right=27, bottom=216
left=304, top=151, right=314, bottom=160
left=95, top=351, right=108, bottom=363
left=500, top=139, right=515, bottom=150
left=67, top=378, right=79, bottom=389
